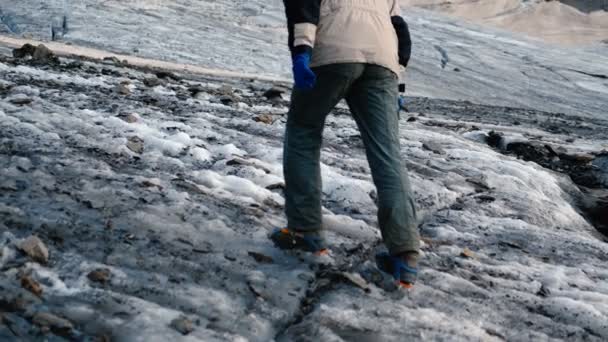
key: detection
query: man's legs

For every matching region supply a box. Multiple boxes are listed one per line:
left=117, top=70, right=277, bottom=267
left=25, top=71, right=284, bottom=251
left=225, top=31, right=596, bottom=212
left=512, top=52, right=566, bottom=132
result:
left=345, top=65, right=420, bottom=258
left=284, top=64, right=365, bottom=233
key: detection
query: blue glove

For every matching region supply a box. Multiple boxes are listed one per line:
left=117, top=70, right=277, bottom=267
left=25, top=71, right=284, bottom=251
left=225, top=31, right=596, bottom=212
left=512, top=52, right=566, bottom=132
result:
left=398, top=95, right=406, bottom=111
left=292, top=52, right=316, bottom=90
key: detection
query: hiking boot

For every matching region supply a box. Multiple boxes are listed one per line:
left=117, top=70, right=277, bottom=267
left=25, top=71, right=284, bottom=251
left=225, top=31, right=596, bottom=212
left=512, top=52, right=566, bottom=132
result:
left=270, top=228, right=328, bottom=255
left=375, top=252, right=418, bottom=289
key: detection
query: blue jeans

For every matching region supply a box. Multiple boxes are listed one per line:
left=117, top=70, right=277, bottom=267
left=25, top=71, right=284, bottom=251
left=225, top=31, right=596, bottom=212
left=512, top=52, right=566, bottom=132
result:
left=283, top=63, right=420, bottom=255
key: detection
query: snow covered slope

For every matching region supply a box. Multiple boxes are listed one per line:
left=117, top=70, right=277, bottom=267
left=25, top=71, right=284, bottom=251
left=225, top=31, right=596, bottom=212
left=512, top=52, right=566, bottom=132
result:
left=1, top=48, right=607, bottom=340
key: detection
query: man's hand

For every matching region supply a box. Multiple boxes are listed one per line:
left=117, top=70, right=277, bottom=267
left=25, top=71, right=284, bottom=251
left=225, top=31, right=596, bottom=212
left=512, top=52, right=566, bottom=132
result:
left=292, top=52, right=316, bottom=90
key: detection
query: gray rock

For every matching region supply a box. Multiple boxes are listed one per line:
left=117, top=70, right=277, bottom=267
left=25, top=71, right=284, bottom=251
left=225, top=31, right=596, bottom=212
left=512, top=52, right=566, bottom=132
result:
left=116, top=83, right=131, bottom=95
left=32, top=312, right=73, bottom=332
left=87, top=269, right=112, bottom=284
left=127, top=136, right=144, bottom=154
left=19, top=236, right=49, bottom=264
left=170, top=315, right=194, bottom=335
left=422, top=141, right=446, bottom=155
left=8, top=94, right=32, bottom=106
left=32, top=44, right=57, bottom=63
left=143, top=77, right=163, bottom=87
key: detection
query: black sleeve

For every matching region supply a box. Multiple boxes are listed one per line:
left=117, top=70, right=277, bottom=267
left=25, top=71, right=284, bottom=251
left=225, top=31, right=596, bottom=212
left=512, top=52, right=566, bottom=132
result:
left=391, top=16, right=412, bottom=67
left=283, top=0, right=321, bottom=56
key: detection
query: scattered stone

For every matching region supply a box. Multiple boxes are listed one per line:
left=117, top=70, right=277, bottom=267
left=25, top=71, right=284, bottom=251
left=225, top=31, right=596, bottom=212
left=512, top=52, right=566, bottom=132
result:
left=140, top=180, right=163, bottom=190
left=170, top=316, right=194, bottom=335
left=537, top=284, right=551, bottom=297
left=87, top=268, right=112, bottom=284
left=253, top=114, right=274, bottom=125
left=460, top=247, right=476, bottom=259
left=156, top=71, right=180, bottom=80
left=191, top=241, right=213, bottom=254
left=340, top=272, right=371, bottom=293
left=498, top=241, right=523, bottom=250
left=116, top=83, right=131, bottom=95
left=476, top=195, right=496, bottom=203
left=143, top=77, right=163, bottom=87
left=188, top=85, right=205, bottom=97
left=406, top=117, right=417, bottom=122
left=422, top=141, right=446, bottom=155
left=12, top=43, right=59, bottom=63
left=226, top=157, right=272, bottom=174
left=126, top=136, right=144, bottom=154
left=486, top=131, right=504, bottom=148
left=19, top=236, right=49, bottom=264
left=219, top=95, right=234, bottom=105
left=263, top=86, right=287, bottom=100
left=12, top=43, right=36, bottom=58
left=224, top=252, right=237, bottom=262
left=32, top=312, right=73, bottom=334
left=8, top=94, right=32, bottom=106
left=559, top=153, right=595, bottom=163
left=453, top=67, right=461, bottom=72
left=466, top=176, right=491, bottom=192
left=20, top=275, right=43, bottom=297
left=119, top=113, right=139, bottom=123
left=218, top=85, right=234, bottom=96
left=103, top=56, right=121, bottom=65
left=247, top=251, right=274, bottom=264
left=32, top=44, right=57, bottom=63
left=265, top=183, right=285, bottom=190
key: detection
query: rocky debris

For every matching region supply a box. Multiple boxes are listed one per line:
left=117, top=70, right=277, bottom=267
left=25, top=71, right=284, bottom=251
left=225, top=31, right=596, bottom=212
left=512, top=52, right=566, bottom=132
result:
left=13, top=44, right=58, bottom=64
left=32, top=312, right=74, bottom=335
left=140, top=180, right=163, bottom=191
left=422, top=141, right=446, bottom=155
left=263, top=86, right=288, bottom=100
left=118, top=113, right=139, bottom=123
left=340, top=272, right=371, bottom=293
left=188, top=85, right=206, bottom=97
left=466, top=175, right=491, bottom=192
left=20, top=275, right=43, bottom=297
left=8, top=94, right=32, bottom=106
left=12, top=43, right=37, bottom=58
left=537, top=284, right=551, bottom=297
left=483, top=132, right=607, bottom=198
left=218, top=85, right=233, bottom=95
left=102, top=56, right=122, bottom=65
left=32, top=45, right=57, bottom=63
left=486, top=130, right=504, bottom=148
left=226, top=157, right=272, bottom=174
left=219, top=95, right=234, bottom=105
left=191, top=241, right=213, bottom=254
left=170, top=315, right=194, bottom=335
left=476, top=194, right=496, bottom=203
left=155, top=71, right=180, bottom=81
left=253, top=114, right=275, bottom=125
left=115, top=82, right=132, bottom=95
left=143, top=77, right=164, bottom=87
left=126, top=136, right=144, bottom=154
left=18, top=236, right=49, bottom=264
left=460, top=247, right=476, bottom=259
left=87, top=268, right=111, bottom=284
left=247, top=251, right=274, bottom=264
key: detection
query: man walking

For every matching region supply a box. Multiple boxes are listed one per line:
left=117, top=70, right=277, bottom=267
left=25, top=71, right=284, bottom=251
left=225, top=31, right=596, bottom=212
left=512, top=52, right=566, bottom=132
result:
left=271, top=0, right=420, bottom=288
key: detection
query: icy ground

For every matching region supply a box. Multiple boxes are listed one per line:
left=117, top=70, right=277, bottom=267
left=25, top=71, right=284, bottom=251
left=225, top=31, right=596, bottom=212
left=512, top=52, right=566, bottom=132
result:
left=1, top=1, right=608, bottom=116
left=1, top=49, right=608, bottom=341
